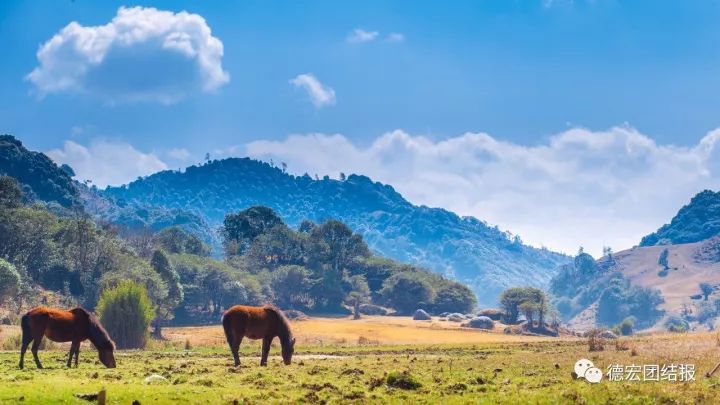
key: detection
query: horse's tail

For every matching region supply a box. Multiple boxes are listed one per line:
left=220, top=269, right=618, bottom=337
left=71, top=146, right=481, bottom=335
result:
left=20, top=313, right=32, bottom=344
left=221, top=311, right=234, bottom=345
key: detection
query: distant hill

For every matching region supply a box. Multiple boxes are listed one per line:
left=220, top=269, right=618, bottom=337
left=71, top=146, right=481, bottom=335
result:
left=0, top=135, right=78, bottom=207
left=640, top=190, right=720, bottom=246
left=104, top=158, right=569, bottom=305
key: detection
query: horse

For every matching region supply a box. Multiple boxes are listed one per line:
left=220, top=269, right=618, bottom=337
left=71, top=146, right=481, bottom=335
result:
left=18, top=307, right=116, bottom=369
left=222, top=305, right=296, bottom=366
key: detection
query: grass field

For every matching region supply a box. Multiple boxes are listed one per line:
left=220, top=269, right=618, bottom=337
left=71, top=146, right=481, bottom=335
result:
left=1, top=316, right=720, bottom=404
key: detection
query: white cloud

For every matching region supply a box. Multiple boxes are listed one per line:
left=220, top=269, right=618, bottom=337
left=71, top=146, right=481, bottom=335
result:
left=243, top=127, right=720, bottom=257
left=46, top=139, right=167, bottom=188
left=346, top=28, right=379, bottom=43
left=289, top=73, right=336, bottom=108
left=387, top=33, right=405, bottom=43
left=27, top=6, right=229, bottom=103
left=167, top=147, right=192, bottom=161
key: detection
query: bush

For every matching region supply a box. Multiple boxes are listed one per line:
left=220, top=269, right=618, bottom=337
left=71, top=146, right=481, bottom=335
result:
left=96, top=280, right=155, bottom=349
left=431, top=283, right=477, bottom=314
left=612, top=316, right=636, bottom=336
left=380, top=273, right=433, bottom=315
left=665, top=316, right=689, bottom=333
left=0, top=258, right=21, bottom=303
left=386, top=371, right=422, bottom=390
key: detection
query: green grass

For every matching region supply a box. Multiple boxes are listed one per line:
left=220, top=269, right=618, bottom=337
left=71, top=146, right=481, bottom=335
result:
left=0, top=336, right=719, bottom=404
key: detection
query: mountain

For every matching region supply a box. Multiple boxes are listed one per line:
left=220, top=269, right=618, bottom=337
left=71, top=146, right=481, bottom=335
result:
left=640, top=190, right=720, bottom=246
left=103, top=158, right=568, bottom=305
left=0, top=135, right=78, bottom=207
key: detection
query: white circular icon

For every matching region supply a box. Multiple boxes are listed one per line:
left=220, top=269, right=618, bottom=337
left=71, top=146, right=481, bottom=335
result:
left=574, top=359, right=594, bottom=378
left=584, top=367, right=603, bottom=383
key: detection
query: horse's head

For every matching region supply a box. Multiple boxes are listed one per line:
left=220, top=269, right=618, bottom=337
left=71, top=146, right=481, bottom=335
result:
left=282, top=337, right=296, bottom=365
left=98, top=348, right=116, bottom=368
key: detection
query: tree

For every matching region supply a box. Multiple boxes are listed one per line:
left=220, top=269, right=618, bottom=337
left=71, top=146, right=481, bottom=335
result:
left=499, top=287, right=547, bottom=324
left=271, top=265, right=312, bottom=309
left=345, top=275, right=370, bottom=319
left=96, top=280, right=155, bottom=349
left=222, top=206, right=284, bottom=256
left=380, top=273, right=433, bottom=315
left=432, top=283, right=477, bottom=314
left=246, top=225, right=306, bottom=271
left=0, top=258, right=21, bottom=305
left=699, top=282, right=713, bottom=301
left=155, top=227, right=208, bottom=256
left=150, top=250, right=183, bottom=338
left=0, top=176, right=22, bottom=208
left=658, top=248, right=669, bottom=270
left=308, top=220, right=370, bottom=275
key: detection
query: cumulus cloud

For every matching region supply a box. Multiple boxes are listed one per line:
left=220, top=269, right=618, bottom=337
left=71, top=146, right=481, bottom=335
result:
left=27, top=6, right=229, bottom=103
left=346, top=28, right=379, bottom=43
left=46, top=139, right=167, bottom=188
left=167, top=147, right=192, bottom=161
left=289, top=74, right=336, bottom=108
left=243, top=127, right=720, bottom=256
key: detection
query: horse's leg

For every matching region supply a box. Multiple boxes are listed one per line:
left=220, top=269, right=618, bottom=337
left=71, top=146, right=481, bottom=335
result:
left=260, top=337, right=272, bottom=366
left=19, top=315, right=32, bottom=369
left=231, top=336, right=242, bottom=367
left=67, top=341, right=79, bottom=368
left=74, top=343, right=80, bottom=368
left=18, top=336, right=32, bottom=370
left=31, top=338, right=43, bottom=369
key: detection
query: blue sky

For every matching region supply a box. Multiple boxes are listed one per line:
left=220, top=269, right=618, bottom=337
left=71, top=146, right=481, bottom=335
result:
left=3, top=0, right=720, bottom=255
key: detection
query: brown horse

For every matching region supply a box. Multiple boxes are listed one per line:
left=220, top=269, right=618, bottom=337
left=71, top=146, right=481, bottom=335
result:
left=222, top=305, right=296, bottom=366
left=19, top=307, right=116, bottom=369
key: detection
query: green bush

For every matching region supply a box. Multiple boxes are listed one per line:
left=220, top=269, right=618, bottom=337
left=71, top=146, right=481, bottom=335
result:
left=0, top=258, right=21, bottom=303
left=97, top=280, right=155, bottom=349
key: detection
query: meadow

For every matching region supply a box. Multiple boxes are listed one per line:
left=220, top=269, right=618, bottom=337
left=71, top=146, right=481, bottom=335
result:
left=1, top=317, right=719, bottom=404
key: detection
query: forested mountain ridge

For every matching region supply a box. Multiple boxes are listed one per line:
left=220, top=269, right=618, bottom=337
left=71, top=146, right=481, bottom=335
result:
left=640, top=190, right=720, bottom=247
left=0, top=135, right=78, bottom=207
left=104, top=158, right=569, bottom=305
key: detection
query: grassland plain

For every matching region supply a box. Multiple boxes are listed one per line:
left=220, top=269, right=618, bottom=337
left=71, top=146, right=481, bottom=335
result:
left=1, top=317, right=720, bottom=404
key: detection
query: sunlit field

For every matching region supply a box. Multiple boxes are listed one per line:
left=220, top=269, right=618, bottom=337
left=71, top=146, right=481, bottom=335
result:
left=1, top=317, right=719, bottom=404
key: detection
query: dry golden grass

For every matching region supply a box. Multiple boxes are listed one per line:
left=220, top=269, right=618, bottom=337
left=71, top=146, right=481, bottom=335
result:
left=164, top=315, right=560, bottom=348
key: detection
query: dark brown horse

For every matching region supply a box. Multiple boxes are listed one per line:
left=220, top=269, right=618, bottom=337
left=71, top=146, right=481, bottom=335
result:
left=19, top=307, right=116, bottom=369
left=222, top=305, right=296, bottom=366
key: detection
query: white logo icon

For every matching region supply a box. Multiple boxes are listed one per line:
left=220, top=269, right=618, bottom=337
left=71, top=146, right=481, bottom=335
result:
left=574, top=359, right=603, bottom=384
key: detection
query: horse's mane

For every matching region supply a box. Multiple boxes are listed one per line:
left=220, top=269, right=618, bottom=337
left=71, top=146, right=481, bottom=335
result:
left=264, top=305, right=293, bottom=339
left=75, top=307, right=115, bottom=350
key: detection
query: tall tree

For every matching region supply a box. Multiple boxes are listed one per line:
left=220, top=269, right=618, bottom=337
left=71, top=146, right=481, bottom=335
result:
left=222, top=206, right=284, bottom=256
left=345, top=275, right=370, bottom=319
left=151, top=250, right=184, bottom=338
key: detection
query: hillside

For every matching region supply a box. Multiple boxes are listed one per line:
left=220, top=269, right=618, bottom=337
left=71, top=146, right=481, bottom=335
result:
left=0, top=135, right=78, bottom=207
left=640, top=190, right=720, bottom=246
left=104, top=158, right=568, bottom=305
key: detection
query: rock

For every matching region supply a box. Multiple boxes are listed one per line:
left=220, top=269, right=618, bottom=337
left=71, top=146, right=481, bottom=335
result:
left=464, top=313, right=475, bottom=319
left=447, top=313, right=465, bottom=322
left=477, top=309, right=503, bottom=321
left=599, top=330, right=618, bottom=339
left=464, top=316, right=494, bottom=330
left=144, top=374, right=168, bottom=384
left=284, top=310, right=308, bottom=320
left=439, top=312, right=450, bottom=317
left=412, top=309, right=431, bottom=320
left=358, top=304, right=388, bottom=316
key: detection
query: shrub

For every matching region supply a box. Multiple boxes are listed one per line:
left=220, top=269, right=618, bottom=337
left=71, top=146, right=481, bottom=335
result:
left=0, top=258, right=21, bottom=303
left=96, top=280, right=155, bottom=349
left=586, top=328, right=605, bottom=352
left=386, top=371, right=422, bottom=390
left=432, top=283, right=477, bottom=314
left=665, top=316, right=689, bottom=333
left=612, top=316, right=636, bottom=336
left=380, top=273, right=433, bottom=315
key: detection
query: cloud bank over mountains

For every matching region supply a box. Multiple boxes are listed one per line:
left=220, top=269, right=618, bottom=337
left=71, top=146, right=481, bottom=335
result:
left=47, top=127, right=720, bottom=256
left=27, top=6, right=229, bottom=103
